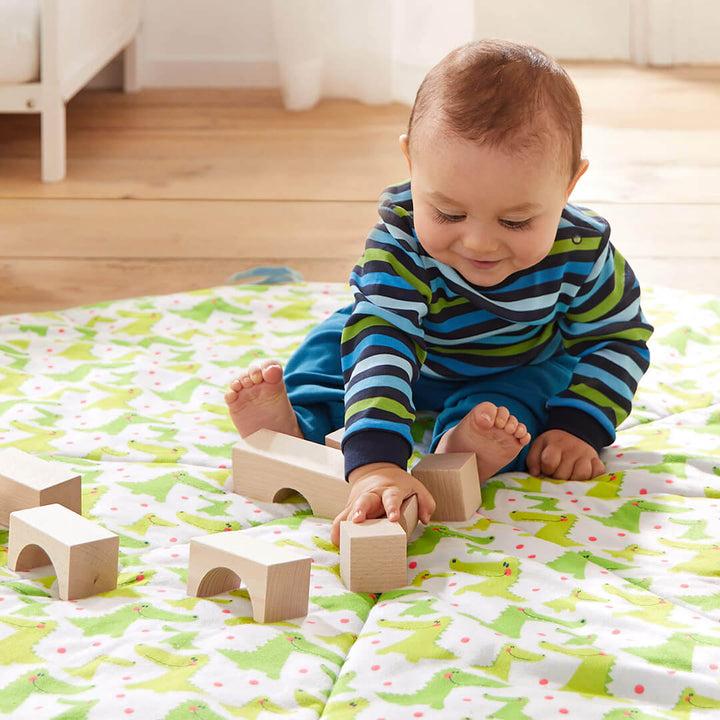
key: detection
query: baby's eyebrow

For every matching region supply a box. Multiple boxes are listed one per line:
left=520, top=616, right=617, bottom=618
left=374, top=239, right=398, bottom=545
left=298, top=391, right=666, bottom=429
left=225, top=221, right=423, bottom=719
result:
left=426, top=190, right=459, bottom=205
left=500, top=202, right=542, bottom=215
left=427, top=192, right=542, bottom=216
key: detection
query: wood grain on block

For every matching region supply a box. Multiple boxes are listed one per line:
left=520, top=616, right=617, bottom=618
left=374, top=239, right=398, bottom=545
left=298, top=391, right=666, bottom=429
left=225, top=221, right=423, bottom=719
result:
left=411, top=452, right=481, bottom=522
left=339, top=519, right=407, bottom=593
left=232, top=429, right=349, bottom=519
left=8, top=503, right=118, bottom=600
left=187, top=530, right=311, bottom=623
left=0, top=447, right=81, bottom=527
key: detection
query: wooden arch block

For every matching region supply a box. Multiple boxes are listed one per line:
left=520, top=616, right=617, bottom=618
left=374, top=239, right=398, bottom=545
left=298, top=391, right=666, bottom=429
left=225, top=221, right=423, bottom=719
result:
left=187, top=531, right=311, bottom=623
left=324, top=427, right=344, bottom=450
left=8, top=504, right=119, bottom=600
left=232, top=429, right=349, bottom=519
left=411, top=452, right=481, bottom=522
left=0, top=447, right=81, bottom=527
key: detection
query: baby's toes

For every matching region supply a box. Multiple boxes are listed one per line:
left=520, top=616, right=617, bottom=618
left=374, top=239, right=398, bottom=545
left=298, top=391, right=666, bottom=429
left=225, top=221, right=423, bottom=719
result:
left=239, top=374, right=255, bottom=389
left=493, top=405, right=510, bottom=428
left=515, top=422, right=530, bottom=442
left=503, top=415, right=519, bottom=434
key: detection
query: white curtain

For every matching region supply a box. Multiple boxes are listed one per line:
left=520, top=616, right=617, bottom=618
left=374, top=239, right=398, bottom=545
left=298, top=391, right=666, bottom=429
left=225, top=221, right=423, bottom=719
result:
left=270, top=0, right=475, bottom=110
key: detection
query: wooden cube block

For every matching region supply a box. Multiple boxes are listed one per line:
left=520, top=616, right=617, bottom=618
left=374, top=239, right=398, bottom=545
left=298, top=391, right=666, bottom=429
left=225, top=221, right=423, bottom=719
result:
left=232, top=428, right=349, bottom=519
left=187, top=531, right=311, bottom=623
left=340, top=519, right=408, bottom=592
left=324, top=427, right=344, bottom=450
left=0, top=447, right=81, bottom=527
left=8, top=504, right=119, bottom=600
left=411, top=452, right=481, bottom=522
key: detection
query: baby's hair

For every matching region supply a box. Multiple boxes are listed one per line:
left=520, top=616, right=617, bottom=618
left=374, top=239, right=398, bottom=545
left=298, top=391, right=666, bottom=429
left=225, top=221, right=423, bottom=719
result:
left=407, top=39, right=583, bottom=178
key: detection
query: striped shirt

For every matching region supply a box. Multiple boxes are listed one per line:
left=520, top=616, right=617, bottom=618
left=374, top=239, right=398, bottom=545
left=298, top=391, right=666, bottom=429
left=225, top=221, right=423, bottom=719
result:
left=340, top=181, right=653, bottom=475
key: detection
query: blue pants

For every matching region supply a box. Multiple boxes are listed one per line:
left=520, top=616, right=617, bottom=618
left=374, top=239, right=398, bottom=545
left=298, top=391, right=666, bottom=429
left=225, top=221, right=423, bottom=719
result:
left=284, top=306, right=577, bottom=473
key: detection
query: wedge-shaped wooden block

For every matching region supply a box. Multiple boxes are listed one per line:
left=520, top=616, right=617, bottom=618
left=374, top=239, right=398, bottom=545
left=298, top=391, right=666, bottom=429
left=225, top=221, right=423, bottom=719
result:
left=340, top=519, right=408, bottom=592
left=0, top=447, right=81, bottom=527
left=324, top=427, right=344, bottom=450
left=398, top=494, right=419, bottom=537
left=187, top=531, right=311, bottom=623
left=8, top=504, right=119, bottom=600
left=232, top=429, right=349, bottom=519
left=411, top=452, right=481, bottom=522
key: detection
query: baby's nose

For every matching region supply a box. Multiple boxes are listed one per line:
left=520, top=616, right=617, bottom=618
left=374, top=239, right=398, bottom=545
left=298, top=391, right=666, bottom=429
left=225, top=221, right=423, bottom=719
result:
left=463, top=229, right=499, bottom=253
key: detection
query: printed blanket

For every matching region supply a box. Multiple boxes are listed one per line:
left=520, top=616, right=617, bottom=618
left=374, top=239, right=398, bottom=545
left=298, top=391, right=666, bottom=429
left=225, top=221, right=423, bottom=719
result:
left=0, top=282, right=719, bottom=719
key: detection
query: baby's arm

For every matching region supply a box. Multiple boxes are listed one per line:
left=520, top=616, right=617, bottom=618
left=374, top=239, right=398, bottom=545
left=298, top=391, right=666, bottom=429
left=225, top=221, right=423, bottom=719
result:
left=526, top=429, right=606, bottom=481
left=330, top=462, right=436, bottom=546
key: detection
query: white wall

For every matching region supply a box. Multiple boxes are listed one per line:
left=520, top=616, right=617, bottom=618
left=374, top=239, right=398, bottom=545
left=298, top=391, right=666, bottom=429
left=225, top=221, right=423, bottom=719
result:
left=474, top=0, right=632, bottom=61
left=140, top=0, right=279, bottom=87
left=94, top=0, right=720, bottom=89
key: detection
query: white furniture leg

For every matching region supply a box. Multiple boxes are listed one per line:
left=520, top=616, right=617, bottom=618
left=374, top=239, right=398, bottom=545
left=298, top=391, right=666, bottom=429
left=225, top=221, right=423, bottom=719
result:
left=41, top=97, right=66, bottom=182
left=123, top=36, right=140, bottom=93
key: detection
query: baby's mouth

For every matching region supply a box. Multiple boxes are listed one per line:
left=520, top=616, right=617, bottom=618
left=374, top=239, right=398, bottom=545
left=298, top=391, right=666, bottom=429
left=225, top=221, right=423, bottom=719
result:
left=467, top=258, right=501, bottom=269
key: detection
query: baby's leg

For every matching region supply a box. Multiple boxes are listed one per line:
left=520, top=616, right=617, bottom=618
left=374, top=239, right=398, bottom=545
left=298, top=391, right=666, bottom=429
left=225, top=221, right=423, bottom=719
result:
left=424, top=354, right=578, bottom=480
left=225, top=359, right=302, bottom=439
left=226, top=305, right=350, bottom=443
left=435, top=402, right=531, bottom=482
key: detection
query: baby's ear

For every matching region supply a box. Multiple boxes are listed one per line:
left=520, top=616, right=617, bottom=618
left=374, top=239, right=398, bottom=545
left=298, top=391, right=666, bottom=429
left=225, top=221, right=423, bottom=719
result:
left=399, top=134, right=411, bottom=168
left=567, top=158, right=589, bottom=198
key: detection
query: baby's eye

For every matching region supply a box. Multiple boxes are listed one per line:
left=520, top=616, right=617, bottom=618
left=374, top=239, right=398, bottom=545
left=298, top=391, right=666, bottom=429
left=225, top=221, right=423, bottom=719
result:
left=433, top=209, right=466, bottom=224
left=500, top=218, right=532, bottom=231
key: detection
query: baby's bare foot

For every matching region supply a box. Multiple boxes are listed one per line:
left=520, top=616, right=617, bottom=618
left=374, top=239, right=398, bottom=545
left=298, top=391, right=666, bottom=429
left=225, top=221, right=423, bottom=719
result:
left=225, top=359, right=302, bottom=439
left=435, top=402, right=531, bottom=481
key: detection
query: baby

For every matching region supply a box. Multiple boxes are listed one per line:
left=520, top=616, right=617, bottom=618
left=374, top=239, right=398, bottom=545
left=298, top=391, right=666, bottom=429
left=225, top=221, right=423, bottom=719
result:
left=226, top=39, right=653, bottom=545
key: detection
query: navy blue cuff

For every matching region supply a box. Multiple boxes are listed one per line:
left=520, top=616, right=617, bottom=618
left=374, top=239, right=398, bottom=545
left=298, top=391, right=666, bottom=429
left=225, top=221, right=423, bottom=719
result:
left=546, top=407, right=614, bottom=451
left=341, top=429, right=411, bottom=479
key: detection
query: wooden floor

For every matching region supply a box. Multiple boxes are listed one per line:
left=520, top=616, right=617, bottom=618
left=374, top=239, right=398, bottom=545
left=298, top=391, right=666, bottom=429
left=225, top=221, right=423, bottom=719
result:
left=1, top=63, right=719, bottom=314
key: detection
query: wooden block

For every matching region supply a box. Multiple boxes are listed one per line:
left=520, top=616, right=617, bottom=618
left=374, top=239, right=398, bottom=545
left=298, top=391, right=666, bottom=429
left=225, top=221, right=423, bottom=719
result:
left=324, top=427, right=344, bottom=450
left=232, top=429, right=349, bottom=519
left=411, top=452, right=481, bottom=522
left=8, top=504, right=119, bottom=600
left=0, top=447, right=81, bottom=527
left=187, top=531, right=311, bottom=623
left=339, top=519, right=407, bottom=592
left=398, top=494, right=419, bottom=537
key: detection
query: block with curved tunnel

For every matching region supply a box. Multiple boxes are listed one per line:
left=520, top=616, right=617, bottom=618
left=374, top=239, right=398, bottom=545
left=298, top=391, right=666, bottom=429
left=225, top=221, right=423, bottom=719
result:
left=187, top=530, right=311, bottom=623
left=232, top=429, right=349, bottom=518
left=8, top=503, right=119, bottom=600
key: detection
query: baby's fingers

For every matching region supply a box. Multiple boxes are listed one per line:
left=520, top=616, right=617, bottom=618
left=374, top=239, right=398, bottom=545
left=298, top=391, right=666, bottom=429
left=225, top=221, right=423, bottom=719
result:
left=330, top=504, right=353, bottom=546
left=412, top=483, right=436, bottom=525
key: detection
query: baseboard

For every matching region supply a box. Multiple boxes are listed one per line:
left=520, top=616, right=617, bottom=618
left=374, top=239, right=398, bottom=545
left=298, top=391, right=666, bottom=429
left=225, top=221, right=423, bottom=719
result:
left=141, top=58, right=280, bottom=88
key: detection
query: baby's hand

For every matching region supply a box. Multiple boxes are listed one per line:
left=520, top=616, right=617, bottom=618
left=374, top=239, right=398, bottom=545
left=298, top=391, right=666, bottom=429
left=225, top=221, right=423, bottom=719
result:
left=330, top=462, right=436, bottom=546
left=526, top=429, right=606, bottom=481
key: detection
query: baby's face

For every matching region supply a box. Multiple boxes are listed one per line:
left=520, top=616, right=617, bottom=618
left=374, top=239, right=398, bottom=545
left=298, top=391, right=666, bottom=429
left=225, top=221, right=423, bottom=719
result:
left=404, top=129, right=586, bottom=288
